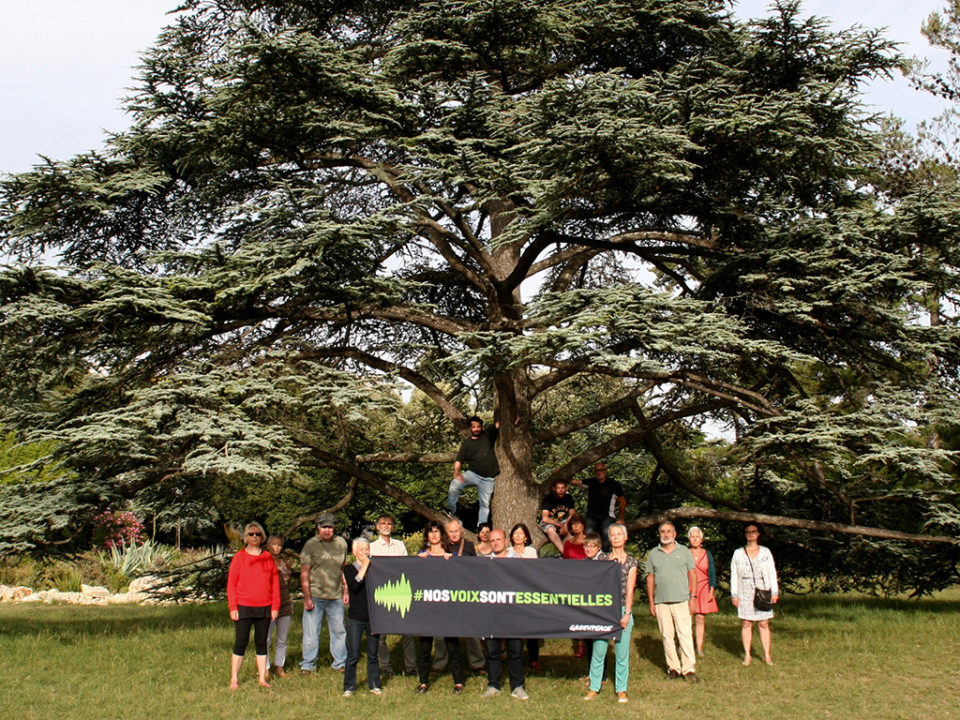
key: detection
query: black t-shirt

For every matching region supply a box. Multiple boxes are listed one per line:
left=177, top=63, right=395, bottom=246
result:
left=582, top=477, right=624, bottom=519
left=540, top=492, right=576, bottom=523
left=456, top=427, right=500, bottom=477
left=452, top=538, right=476, bottom=557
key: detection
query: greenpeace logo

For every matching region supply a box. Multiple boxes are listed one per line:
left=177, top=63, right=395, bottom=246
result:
left=569, top=624, right=615, bottom=633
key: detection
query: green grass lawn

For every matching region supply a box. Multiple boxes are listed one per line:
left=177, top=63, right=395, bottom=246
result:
left=3, top=591, right=958, bottom=720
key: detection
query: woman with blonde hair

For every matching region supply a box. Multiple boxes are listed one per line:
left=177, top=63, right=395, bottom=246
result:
left=227, top=521, right=279, bottom=688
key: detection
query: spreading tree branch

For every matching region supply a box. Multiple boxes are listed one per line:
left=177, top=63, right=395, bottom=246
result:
left=629, top=506, right=959, bottom=544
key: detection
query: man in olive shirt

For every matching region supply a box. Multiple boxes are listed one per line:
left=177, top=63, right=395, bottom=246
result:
left=645, top=521, right=698, bottom=682
left=300, top=512, right=348, bottom=673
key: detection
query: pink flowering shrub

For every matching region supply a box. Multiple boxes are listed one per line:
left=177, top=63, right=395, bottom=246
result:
left=92, top=510, right=147, bottom=549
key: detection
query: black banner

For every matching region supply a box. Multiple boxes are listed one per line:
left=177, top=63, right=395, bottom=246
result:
left=366, top=556, right=622, bottom=639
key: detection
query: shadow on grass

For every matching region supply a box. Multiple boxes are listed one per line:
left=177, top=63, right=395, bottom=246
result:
left=779, top=592, right=960, bottom=617
left=0, top=602, right=226, bottom=640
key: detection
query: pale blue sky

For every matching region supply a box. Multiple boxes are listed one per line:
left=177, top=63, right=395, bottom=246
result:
left=0, top=0, right=953, bottom=175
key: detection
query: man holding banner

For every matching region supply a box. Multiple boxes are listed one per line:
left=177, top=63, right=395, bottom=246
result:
left=481, top=529, right=528, bottom=699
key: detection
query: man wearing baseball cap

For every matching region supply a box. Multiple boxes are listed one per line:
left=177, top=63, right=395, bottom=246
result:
left=300, top=512, right=349, bottom=674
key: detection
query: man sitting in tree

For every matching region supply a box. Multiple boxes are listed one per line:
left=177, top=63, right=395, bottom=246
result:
left=540, top=479, right=578, bottom=554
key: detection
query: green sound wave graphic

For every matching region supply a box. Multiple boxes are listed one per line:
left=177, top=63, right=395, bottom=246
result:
left=374, top=573, right=413, bottom=618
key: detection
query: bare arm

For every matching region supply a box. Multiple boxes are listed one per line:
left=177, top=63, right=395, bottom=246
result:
left=646, top=573, right=656, bottom=617
left=622, top=566, right=637, bottom=628
left=541, top=508, right=561, bottom=528
left=301, top=564, right=314, bottom=611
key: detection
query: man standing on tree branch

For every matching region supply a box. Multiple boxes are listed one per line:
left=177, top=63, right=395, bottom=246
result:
left=448, top=416, right=499, bottom=528
left=569, top=462, right=626, bottom=544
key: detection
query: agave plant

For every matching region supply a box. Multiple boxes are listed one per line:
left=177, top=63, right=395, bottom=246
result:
left=101, top=539, right=178, bottom=578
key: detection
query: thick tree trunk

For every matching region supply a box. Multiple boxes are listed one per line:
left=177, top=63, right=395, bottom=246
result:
left=490, top=369, right=543, bottom=544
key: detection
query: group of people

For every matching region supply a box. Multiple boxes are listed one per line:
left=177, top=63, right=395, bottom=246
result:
left=226, top=509, right=780, bottom=702
left=224, top=418, right=778, bottom=698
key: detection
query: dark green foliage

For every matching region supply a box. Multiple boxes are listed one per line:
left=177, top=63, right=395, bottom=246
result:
left=0, top=1, right=957, bottom=593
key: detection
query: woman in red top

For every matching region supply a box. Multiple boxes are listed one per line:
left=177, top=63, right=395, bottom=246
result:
left=227, top=521, right=280, bottom=688
left=562, top=515, right=588, bottom=658
left=562, top=516, right=587, bottom=559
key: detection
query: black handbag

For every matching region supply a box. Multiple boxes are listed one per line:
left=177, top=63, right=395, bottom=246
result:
left=747, top=552, right=775, bottom=611
left=753, top=587, right=774, bottom=611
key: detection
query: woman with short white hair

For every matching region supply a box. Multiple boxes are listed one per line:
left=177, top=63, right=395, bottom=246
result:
left=687, top=526, right=718, bottom=658
left=343, top=537, right=382, bottom=696
left=584, top=523, right=637, bottom=704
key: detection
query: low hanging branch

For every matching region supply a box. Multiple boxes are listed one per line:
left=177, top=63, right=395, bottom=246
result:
left=283, top=475, right=358, bottom=537
left=355, top=451, right=454, bottom=464
left=628, top=506, right=959, bottom=545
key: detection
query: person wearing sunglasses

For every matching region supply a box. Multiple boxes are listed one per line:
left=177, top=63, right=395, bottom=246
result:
left=227, top=521, right=280, bottom=688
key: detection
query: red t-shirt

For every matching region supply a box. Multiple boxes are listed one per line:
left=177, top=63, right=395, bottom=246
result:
left=227, top=549, right=280, bottom=611
left=563, top=541, right=587, bottom=559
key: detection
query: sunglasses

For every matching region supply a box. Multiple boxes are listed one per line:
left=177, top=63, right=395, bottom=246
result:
left=247, top=531, right=263, bottom=537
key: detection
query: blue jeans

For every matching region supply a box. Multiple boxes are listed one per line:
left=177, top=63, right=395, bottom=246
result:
left=446, top=470, right=495, bottom=525
left=589, top=607, right=633, bottom=693
left=300, top=597, right=347, bottom=671
left=344, top=618, right=381, bottom=691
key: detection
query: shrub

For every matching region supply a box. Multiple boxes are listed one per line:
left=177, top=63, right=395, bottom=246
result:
left=52, top=565, right=83, bottom=592
left=92, top=511, right=147, bottom=549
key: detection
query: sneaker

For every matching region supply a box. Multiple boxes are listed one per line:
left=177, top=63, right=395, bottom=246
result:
left=481, top=686, right=501, bottom=698
left=617, top=691, right=628, bottom=703
left=415, top=684, right=429, bottom=694
left=667, top=669, right=681, bottom=679
left=511, top=686, right=529, bottom=700
left=333, top=666, right=345, bottom=674
left=342, top=690, right=353, bottom=697
left=370, top=688, right=382, bottom=696
left=684, top=672, right=700, bottom=684
left=453, top=684, right=464, bottom=695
